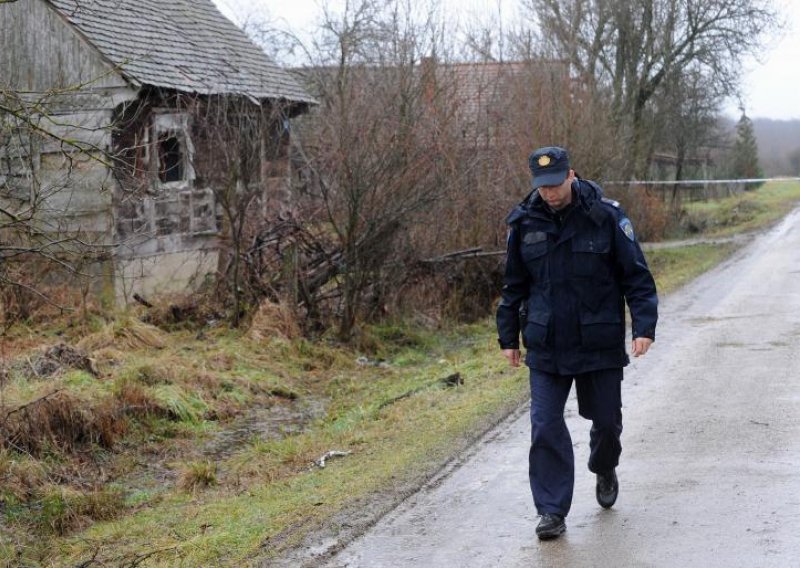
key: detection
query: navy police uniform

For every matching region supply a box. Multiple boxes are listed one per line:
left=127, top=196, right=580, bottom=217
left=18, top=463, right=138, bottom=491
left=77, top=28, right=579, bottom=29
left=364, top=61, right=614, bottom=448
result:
left=496, top=147, right=658, bottom=518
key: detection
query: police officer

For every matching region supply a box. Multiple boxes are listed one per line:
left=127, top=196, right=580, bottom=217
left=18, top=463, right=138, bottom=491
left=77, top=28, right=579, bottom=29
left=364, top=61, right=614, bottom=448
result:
left=496, top=146, right=658, bottom=540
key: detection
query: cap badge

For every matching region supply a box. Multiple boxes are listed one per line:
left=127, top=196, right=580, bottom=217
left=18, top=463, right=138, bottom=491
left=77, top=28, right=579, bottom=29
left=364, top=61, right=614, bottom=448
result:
left=538, top=155, right=551, bottom=167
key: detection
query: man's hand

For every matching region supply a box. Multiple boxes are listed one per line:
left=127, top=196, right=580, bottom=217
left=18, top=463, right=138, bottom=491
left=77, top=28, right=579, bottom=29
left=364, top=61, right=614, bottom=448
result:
left=503, top=348, right=521, bottom=367
left=631, top=337, right=653, bottom=357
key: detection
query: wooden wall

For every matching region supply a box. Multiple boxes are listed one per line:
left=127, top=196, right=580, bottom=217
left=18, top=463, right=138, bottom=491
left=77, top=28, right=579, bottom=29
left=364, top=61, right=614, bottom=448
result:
left=0, top=0, right=128, bottom=92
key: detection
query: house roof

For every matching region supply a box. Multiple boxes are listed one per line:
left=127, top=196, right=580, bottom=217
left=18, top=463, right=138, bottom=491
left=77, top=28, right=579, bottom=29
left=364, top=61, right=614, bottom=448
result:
left=48, top=0, right=316, bottom=105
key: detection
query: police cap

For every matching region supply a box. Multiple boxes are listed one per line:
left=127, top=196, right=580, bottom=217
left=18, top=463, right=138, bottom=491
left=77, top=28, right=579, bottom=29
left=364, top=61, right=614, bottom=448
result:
left=528, top=146, right=571, bottom=189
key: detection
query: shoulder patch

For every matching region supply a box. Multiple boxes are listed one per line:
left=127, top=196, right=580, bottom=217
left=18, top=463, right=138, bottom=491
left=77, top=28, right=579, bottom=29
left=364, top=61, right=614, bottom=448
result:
left=619, top=217, right=635, bottom=241
left=602, top=197, right=620, bottom=208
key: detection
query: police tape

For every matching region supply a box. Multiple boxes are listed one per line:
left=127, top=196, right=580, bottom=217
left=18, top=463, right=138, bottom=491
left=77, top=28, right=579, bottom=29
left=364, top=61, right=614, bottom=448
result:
left=603, top=177, right=800, bottom=186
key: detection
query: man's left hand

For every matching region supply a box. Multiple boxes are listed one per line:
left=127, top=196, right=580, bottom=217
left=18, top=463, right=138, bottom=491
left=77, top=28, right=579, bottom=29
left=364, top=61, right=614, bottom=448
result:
left=631, top=337, right=653, bottom=357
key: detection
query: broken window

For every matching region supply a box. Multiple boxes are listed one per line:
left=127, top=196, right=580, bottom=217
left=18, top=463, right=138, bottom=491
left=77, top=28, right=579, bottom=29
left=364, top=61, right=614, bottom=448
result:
left=152, top=113, right=194, bottom=188
left=158, top=132, right=184, bottom=183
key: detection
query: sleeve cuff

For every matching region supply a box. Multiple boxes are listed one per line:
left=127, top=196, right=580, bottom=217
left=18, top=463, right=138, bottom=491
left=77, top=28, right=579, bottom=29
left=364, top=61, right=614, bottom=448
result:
left=633, top=328, right=655, bottom=340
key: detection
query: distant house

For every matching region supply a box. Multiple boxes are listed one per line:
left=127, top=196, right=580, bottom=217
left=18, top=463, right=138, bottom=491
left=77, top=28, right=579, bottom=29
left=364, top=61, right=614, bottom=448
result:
left=0, top=0, right=315, bottom=302
left=649, top=150, right=716, bottom=182
left=289, top=56, right=569, bottom=193
left=419, top=58, right=570, bottom=150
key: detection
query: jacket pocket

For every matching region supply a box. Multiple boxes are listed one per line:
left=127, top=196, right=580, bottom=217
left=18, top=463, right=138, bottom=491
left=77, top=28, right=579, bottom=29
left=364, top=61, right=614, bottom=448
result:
left=579, top=309, right=622, bottom=350
left=521, top=239, right=547, bottom=262
left=572, top=236, right=610, bottom=277
left=523, top=308, right=551, bottom=349
left=521, top=239, right=548, bottom=281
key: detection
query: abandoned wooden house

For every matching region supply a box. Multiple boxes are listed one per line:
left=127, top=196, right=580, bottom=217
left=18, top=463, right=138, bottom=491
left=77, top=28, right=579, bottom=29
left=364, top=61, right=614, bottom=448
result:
left=0, top=0, right=315, bottom=302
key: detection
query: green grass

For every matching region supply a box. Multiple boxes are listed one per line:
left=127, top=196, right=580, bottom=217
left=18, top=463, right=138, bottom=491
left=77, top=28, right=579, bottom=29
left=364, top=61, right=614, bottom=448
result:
left=677, top=179, right=800, bottom=238
left=647, top=243, right=738, bottom=295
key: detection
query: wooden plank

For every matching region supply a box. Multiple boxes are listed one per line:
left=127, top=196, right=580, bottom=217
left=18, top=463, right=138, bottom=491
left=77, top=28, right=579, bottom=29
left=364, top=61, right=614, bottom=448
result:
left=0, top=0, right=127, bottom=91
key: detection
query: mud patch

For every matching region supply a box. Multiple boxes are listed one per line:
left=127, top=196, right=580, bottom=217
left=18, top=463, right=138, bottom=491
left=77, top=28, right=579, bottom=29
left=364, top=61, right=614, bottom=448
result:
left=20, top=343, right=99, bottom=379
left=203, top=397, right=327, bottom=461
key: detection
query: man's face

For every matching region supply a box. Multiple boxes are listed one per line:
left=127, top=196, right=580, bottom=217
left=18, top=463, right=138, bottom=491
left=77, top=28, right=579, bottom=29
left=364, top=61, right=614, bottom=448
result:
left=538, top=169, right=575, bottom=211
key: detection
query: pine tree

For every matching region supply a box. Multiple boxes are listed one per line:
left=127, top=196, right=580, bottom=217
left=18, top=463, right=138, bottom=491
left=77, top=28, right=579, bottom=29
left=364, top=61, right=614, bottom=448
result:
left=730, top=112, right=763, bottom=183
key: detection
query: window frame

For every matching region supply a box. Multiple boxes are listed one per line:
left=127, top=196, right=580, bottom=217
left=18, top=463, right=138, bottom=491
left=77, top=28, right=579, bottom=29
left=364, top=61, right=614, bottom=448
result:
left=151, top=111, right=194, bottom=191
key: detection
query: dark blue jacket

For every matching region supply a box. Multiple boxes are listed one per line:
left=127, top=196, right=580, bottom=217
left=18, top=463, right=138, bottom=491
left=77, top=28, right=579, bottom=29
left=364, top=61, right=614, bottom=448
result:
left=496, top=178, right=658, bottom=374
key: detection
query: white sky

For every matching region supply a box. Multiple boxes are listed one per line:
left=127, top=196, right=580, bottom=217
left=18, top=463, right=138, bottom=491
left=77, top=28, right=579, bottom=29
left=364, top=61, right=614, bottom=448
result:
left=212, top=0, right=800, bottom=121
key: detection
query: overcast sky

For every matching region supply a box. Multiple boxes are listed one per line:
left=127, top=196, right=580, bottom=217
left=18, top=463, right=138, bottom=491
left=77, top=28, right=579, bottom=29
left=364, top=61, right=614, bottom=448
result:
left=211, top=0, right=800, bottom=121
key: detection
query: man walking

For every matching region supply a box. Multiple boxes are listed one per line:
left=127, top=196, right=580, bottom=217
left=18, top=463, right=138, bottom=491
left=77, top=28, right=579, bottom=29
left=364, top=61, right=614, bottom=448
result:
left=496, top=146, right=658, bottom=540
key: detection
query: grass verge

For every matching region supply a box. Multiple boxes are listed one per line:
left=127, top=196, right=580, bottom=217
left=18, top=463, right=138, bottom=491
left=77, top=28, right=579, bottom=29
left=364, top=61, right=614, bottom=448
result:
left=676, top=179, right=800, bottom=238
left=1, top=320, right=529, bottom=566
left=647, top=242, right=738, bottom=295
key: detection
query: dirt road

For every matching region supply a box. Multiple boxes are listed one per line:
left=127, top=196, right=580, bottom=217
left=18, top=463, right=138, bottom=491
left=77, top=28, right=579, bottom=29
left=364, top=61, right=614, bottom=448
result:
left=325, top=209, right=800, bottom=567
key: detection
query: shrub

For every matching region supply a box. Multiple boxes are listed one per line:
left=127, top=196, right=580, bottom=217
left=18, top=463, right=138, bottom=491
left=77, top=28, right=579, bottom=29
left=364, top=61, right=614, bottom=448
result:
left=608, top=185, right=670, bottom=242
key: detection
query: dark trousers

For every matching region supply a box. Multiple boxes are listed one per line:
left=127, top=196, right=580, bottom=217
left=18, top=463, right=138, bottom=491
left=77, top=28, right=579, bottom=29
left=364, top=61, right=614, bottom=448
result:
left=528, top=367, right=623, bottom=516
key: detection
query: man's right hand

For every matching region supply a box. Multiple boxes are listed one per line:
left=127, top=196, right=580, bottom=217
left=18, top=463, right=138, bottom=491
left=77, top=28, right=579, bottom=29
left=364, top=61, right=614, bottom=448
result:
left=502, top=349, right=521, bottom=367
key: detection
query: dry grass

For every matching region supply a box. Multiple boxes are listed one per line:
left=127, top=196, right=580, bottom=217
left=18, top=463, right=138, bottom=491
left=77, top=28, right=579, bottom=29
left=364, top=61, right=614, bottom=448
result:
left=77, top=317, right=167, bottom=351
left=113, top=381, right=171, bottom=420
left=0, top=267, right=94, bottom=328
left=248, top=299, right=301, bottom=341
left=0, top=450, right=48, bottom=501
left=178, top=460, right=218, bottom=492
left=1, top=391, right=127, bottom=456
left=35, top=485, right=126, bottom=535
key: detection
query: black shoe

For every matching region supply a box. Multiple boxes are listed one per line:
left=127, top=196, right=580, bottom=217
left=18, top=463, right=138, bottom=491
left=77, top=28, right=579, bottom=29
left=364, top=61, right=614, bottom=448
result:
left=536, top=513, right=566, bottom=540
left=596, top=469, right=618, bottom=509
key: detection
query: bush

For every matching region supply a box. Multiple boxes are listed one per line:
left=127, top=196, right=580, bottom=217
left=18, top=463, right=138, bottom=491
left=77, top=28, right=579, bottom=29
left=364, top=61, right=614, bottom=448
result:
left=608, top=186, right=670, bottom=242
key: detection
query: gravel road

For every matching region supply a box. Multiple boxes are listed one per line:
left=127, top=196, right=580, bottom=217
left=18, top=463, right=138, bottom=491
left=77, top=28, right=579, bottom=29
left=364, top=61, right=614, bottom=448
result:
left=325, top=208, right=800, bottom=568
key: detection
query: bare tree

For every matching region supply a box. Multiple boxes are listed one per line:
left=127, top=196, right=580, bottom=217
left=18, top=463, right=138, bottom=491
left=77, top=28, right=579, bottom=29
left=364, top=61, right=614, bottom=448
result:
left=652, top=68, right=724, bottom=190
left=192, top=95, right=293, bottom=326
left=286, top=0, right=461, bottom=338
left=524, top=0, right=780, bottom=179
left=241, top=0, right=604, bottom=333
